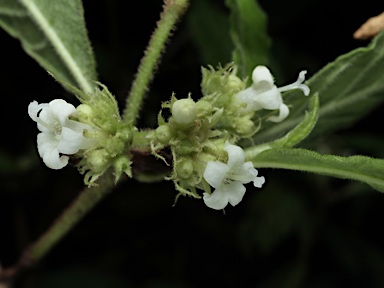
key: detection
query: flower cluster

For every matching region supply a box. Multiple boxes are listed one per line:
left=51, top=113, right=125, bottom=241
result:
left=29, top=64, right=310, bottom=210
left=150, top=64, right=310, bottom=210
left=28, top=83, right=132, bottom=185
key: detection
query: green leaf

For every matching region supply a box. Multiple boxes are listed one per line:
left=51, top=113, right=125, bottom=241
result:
left=244, top=94, right=319, bottom=154
left=225, top=0, right=270, bottom=80
left=255, top=31, right=384, bottom=143
left=0, top=0, right=97, bottom=93
left=247, top=148, right=384, bottom=193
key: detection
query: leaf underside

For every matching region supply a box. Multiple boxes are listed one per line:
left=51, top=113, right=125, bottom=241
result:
left=0, top=0, right=97, bottom=93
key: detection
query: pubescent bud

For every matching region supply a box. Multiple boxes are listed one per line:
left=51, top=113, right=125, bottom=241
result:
left=171, top=98, right=197, bottom=125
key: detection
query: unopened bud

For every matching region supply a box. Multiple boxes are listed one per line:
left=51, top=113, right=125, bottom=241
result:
left=155, top=124, right=173, bottom=143
left=176, top=158, right=194, bottom=179
left=172, top=98, right=197, bottom=125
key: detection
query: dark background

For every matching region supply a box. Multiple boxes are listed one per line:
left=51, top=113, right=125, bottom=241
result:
left=1, top=0, right=384, bottom=287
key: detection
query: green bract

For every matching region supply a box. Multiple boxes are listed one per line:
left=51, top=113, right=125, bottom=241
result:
left=148, top=63, right=315, bottom=202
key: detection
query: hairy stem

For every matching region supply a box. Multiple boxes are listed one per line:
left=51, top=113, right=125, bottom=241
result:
left=122, top=0, right=189, bottom=126
left=0, top=173, right=115, bottom=282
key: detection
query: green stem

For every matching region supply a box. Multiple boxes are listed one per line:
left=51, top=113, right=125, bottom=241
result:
left=122, top=0, right=189, bottom=126
left=16, top=173, right=114, bottom=273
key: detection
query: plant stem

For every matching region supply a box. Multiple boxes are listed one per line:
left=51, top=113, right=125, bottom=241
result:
left=0, top=173, right=115, bottom=281
left=122, top=0, right=189, bottom=126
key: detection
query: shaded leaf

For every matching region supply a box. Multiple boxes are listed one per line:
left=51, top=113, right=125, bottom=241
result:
left=244, top=94, right=319, bottom=154
left=225, top=0, right=270, bottom=80
left=0, top=0, right=97, bottom=93
left=255, top=31, right=384, bottom=143
left=187, top=0, right=232, bottom=65
left=249, top=147, right=384, bottom=192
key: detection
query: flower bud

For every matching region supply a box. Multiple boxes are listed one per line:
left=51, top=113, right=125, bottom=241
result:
left=234, top=117, right=255, bottom=136
left=176, top=158, right=194, bottom=179
left=227, top=74, right=243, bottom=90
left=76, top=104, right=94, bottom=124
left=171, top=98, right=197, bottom=125
left=155, top=124, right=173, bottom=144
left=86, top=149, right=109, bottom=173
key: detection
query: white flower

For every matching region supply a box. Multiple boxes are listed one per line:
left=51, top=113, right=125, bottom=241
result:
left=235, top=66, right=310, bottom=122
left=28, top=99, right=93, bottom=169
left=203, top=142, right=265, bottom=210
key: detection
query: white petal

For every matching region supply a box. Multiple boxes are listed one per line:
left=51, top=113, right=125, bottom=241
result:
left=232, top=161, right=259, bottom=183
left=234, top=87, right=258, bottom=112
left=225, top=142, right=245, bottom=168
left=203, top=161, right=228, bottom=188
left=203, top=189, right=229, bottom=210
left=223, top=181, right=246, bottom=207
left=37, top=133, right=68, bottom=169
left=58, top=127, right=85, bottom=154
left=47, top=99, right=77, bottom=125
left=253, top=87, right=282, bottom=110
left=246, top=165, right=266, bottom=188
left=28, top=101, right=47, bottom=122
left=267, top=103, right=289, bottom=123
left=28, top=101, right=51, bottom=132
left=253, top=175, right=265, bottom=188
left=251, top=66, right=275, bottom=91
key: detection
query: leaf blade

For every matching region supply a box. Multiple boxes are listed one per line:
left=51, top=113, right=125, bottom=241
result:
left=244, top=94, right=319, bottom=155
left=248, top=148, right=384, bottom=193
left=255, top=31, right=384, bottom=143
left=0, top=0, right=97, bottom=93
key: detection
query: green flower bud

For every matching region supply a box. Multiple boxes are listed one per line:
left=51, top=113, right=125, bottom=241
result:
left=155, top=124, right=173, bottom=144
left=176, top=158, right=194, bottom=179
left=86, top=149, right=110, bottom=173
left=175, top=139, right=201, bottom=155
left=227, top=74, right=243, bottom=90
left=172, top=98, right=197, bottom=125
left=234, top=117, right=255, bottom=136
left=105, top=137, right=125, bottom=156
left=76, top=104, right=94, bottom=124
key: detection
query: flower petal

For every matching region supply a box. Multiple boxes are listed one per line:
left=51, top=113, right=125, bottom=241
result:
left=203, top=189, right=229, bottom=210
left=37, top=133, right=69, bottom=169
left=267, top=103, right=289, bottom=123
left=28, top=101, right=47, bottom=122
left=223, top=181, right=246, bottom=207
left=253, top=87, right=282, bottom=110
left=251, top=66, right=275, bottom=92
left=253, top=175, right=265, bottom=188
left=28, top=101, right=51, bottom=132
left=231, top=161, right=258, bottom=183
left=58, top=127, right=85, bottom=154
left=235, top=87, right=257, bottom=112
left=225, top=142, right=245, bottom=168
left=47, top=99, right=77, bottom=125
left=203, top=161, right=228, bottom=188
